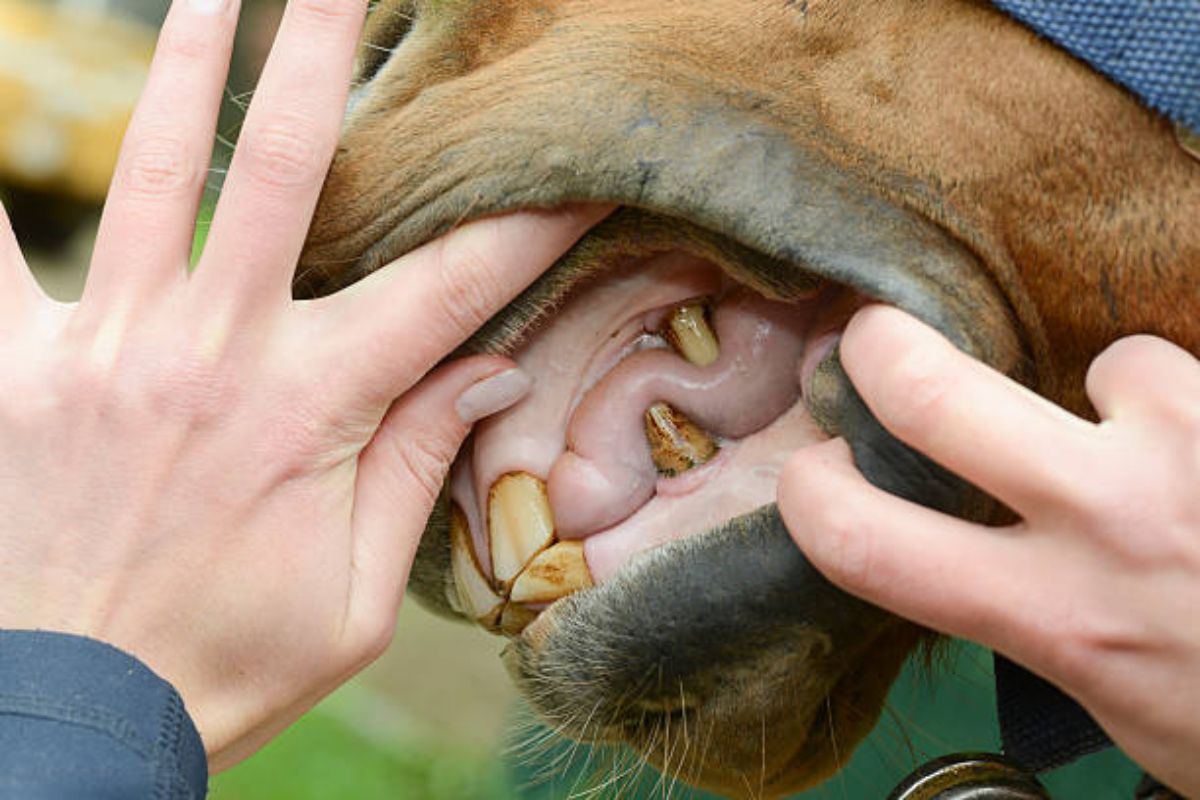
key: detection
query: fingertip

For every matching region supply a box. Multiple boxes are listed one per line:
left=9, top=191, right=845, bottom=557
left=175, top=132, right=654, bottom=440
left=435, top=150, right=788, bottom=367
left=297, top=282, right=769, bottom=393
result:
left=350, top=357, right=520, bottom=615
left=454, top=363, right=531, bottom=424
left=840, top=305, right=953, bottom=390
left=476, top=202, right=614, bottom=258
left=412, top=355, right=520, bottom=417
left=842, top=304, right=923, bottom=350
left=777, top=438, right=859, bottom=554
left=1086, top=335, right=1200, bottom=420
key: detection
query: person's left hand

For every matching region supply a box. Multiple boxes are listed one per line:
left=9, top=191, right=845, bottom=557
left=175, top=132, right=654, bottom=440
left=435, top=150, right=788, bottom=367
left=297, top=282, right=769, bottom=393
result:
left=0, top=0, right=607, bottom=771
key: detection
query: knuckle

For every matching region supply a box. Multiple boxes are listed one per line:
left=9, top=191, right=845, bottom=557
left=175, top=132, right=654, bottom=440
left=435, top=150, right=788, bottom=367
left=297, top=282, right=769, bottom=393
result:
left=120, top=135, right=198, bottom=197
left=432, top=242, right=505, bottom=337
left=155, top=23, right=211, bottom=63
left=1046, top=612, right=1131, bottom=693
left=345, top=607, right=398, bottom=665
left=239, top=118, right=327, bottom=190
left=389, top=429, right=457, bottom=508
left=147, top=354, right=237, bottom=423
left=290, top=0, right=361, bottom=27
left=877, top=348, right=954, bottom=441
left=54, top=344, right=120, bottom=404
left=810, top=505, right=874, bottom=591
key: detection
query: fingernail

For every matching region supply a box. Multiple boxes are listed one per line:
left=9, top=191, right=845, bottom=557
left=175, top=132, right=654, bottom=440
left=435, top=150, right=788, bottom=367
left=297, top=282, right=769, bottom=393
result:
left=456, top=368, right=532, bottom=424
left=187, top=0, right=225, bottom=15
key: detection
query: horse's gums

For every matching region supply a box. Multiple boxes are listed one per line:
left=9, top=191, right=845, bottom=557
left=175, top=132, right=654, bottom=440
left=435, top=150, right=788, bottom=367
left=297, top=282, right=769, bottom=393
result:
left=296, top=0, right=1200, bottom=795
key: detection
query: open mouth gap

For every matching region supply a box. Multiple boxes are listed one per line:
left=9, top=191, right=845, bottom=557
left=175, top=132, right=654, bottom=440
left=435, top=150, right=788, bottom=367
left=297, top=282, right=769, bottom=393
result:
left=446, top=216, right=865, bottom=637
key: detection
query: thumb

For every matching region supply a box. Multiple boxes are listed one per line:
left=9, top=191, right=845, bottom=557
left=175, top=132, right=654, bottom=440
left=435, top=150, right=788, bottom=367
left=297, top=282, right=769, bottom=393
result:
left=343, top=357, right=531, bottom=639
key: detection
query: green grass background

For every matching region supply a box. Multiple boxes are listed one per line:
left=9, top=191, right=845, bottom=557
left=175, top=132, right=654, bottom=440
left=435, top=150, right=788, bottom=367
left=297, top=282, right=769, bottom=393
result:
left=211, top=642, right=1142, bottom=799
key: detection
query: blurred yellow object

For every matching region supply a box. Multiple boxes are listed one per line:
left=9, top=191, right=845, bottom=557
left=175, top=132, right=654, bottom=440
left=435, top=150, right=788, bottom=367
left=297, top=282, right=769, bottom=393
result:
left=0, top=0, right=154, bottom=201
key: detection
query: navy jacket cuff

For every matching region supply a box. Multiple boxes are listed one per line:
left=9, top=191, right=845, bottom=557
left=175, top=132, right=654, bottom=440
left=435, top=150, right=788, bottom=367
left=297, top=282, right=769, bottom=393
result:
left=0, top=629, right=208, bottom=799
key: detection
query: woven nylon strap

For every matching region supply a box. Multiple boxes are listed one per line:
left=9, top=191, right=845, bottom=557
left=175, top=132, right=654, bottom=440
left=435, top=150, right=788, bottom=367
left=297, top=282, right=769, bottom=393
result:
left=991, top=0, right=1200, bottom=132
left=986, top=0, right=1199, bottom=772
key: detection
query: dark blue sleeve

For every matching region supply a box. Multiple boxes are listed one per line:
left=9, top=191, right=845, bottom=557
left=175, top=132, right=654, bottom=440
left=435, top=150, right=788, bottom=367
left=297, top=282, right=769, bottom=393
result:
left=0, top=630, right=208, bottom=799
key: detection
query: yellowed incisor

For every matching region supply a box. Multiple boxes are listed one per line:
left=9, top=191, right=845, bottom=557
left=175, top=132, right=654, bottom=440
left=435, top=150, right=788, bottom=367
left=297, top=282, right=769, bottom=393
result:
left=487, top=472, right=556, bottom=587
left=644, top=402, right=719, bottom=477
left=664, top=302, right=720, bottom=367
left=449, top=504, right=502, bottom=627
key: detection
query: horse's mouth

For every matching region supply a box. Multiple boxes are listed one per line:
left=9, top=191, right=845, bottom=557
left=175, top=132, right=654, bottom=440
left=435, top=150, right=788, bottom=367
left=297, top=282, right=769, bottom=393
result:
left=319, top=172, right=1009, bottom=642
left=441, top=208, right=867, bottom=638
left=296, top=9, right=1026, bottom=788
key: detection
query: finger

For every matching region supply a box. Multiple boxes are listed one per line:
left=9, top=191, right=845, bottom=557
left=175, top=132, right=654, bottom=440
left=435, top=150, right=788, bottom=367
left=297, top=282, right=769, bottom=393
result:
left=80, top=0, right=239, bottom=310
left=777, top=438, right=1043, bottom=655
left=840, top=305, right=1097, bottom=513
left=345, top=357, right=529, bottom=634
left=1086, top=335, right=1200, bottom=424
left=193, top=0, right=367, bottom=308
left=0, top=201, right=45, bottom=318
left=301, top=204, right=611, bottom=406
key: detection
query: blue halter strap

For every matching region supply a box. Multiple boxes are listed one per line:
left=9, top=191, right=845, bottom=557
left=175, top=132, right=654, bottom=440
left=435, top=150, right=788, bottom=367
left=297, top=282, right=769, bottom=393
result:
left=984, top=0, right=1198, bottom=776
left=992, top=0, right=1200, bottom=133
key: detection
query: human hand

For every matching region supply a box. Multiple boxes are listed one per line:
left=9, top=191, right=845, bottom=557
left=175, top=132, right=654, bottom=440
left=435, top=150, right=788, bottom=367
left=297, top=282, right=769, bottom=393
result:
left=0, top=0, right=606, bottom=771
left=778, top=305, right=1200, bottom=794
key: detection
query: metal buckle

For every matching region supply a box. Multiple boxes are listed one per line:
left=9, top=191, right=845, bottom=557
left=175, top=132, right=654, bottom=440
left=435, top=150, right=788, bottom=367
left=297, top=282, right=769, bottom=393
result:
left=888, top=753, right=1049, bottom=800
left=1176, top=122, right=1200, bottom=163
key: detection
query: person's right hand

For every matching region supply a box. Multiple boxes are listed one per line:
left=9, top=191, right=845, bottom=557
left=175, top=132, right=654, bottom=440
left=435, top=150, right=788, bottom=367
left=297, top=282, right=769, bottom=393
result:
left=779, top=306, right=1200, bottom=794
left=0, top=0, right=607, bottom=771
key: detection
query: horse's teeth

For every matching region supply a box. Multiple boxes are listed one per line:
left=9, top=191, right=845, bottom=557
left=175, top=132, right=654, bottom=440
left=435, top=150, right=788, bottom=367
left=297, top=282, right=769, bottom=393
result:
left=488, top=472, right=556, bottom=587
left=499, top=602, right=539, bottom=637
left=509, top=541, right=594, bottom=604
left=644, top=402, right=719, bottom=477
left=664, top=302, right=719, bottom=366
left=449, top=504, right=503, bottom=627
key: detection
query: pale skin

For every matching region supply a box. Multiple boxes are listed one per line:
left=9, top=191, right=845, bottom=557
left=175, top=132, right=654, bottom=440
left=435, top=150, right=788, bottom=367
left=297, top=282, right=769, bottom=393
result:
left=0, top=0, right=607, bottom=771
left=778, top=305, right=1200, bottom=795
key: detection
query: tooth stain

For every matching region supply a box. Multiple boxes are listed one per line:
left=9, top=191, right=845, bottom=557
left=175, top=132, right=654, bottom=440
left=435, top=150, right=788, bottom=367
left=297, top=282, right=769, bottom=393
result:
left=509, top=540, right=593, bottom=605
left=644, top=402, right=719, bottom=477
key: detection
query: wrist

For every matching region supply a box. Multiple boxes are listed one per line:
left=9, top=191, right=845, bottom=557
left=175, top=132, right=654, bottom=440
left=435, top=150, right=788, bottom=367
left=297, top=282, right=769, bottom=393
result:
left=0, top=629, right=209, bottom=788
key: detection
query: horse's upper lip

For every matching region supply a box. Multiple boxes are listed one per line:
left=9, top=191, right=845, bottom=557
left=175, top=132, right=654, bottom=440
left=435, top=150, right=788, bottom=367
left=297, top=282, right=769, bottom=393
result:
left=301, top=85, right=1013, bottom=372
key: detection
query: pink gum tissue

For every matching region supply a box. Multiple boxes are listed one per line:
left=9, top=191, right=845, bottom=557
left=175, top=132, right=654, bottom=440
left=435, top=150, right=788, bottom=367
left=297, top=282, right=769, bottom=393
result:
left=549, top=290, right=812, bottom=538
